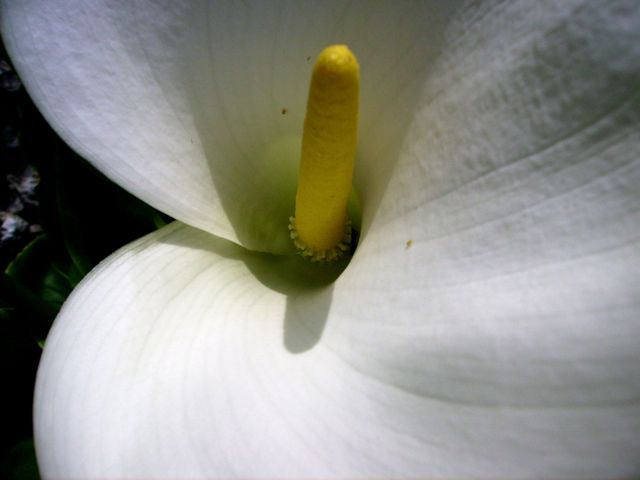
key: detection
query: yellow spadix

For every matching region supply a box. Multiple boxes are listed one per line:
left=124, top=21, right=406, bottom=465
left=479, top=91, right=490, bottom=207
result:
left=290, top=45, right=359, bottom=261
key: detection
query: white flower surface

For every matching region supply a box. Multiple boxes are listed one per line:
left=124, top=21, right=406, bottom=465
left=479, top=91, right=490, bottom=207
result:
left=2, top=0, right=640, bottom=478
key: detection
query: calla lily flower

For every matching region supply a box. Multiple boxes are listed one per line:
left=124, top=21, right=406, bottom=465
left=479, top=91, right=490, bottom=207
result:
left=3, top=0, right=640, bottom=477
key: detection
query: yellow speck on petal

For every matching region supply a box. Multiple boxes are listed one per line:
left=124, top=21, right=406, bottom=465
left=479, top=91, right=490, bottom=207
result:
left=291, top=45, right=359, bottom=261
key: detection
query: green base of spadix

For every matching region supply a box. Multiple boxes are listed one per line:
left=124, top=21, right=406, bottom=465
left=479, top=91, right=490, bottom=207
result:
left=246, top=135, right=362, bottom=260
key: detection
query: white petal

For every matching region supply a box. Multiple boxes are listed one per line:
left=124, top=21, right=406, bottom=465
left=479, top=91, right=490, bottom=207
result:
left=1, top=0, right=458, bottom=253
left=29, top=0, right=640, bottom=478
left=36, top=210, right=640, bottom=480
left=35, top=222, right=349, bottom=478
left=340, top=0, right=640, bottom=474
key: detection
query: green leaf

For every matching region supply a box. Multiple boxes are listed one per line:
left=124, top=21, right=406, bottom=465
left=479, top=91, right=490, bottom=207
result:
left=5, top=235, right=76, bottom=306
left=2, top=234, right=78, bottom=341
left=0, top=439, right=40, bottom=480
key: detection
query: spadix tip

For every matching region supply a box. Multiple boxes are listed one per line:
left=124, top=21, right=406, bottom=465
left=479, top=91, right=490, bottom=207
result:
left=314, top=45, right=359, bottom=80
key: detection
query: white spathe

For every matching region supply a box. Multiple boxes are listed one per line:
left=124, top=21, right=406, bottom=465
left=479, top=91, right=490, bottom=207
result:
left=2, top=0, right=640, bottom=478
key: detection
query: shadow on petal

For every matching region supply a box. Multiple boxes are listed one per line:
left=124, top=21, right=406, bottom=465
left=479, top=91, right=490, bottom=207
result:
left=241, top=252, right=344, bottom=353
left=283, top=287, right=334, bottom=354
left=158, top=224, right=344, bottom=352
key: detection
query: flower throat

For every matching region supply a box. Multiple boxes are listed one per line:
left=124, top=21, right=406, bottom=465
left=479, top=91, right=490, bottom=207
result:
left=289, top=45, right=359, bottom=262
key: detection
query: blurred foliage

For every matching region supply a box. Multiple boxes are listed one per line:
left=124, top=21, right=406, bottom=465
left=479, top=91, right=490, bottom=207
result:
left=0, top=39, right=171, bottom=479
